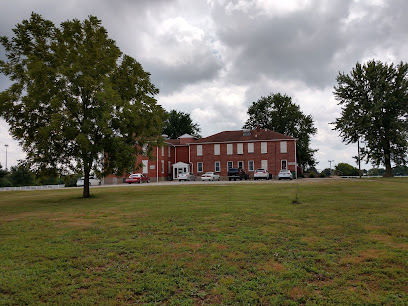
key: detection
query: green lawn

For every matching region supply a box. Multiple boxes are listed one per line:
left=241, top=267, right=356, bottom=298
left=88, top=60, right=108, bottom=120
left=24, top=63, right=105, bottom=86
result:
left=1, top=179, right=408, bottom=304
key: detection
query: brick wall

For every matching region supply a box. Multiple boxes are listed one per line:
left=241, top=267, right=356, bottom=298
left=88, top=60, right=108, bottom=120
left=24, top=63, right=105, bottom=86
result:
left=190, top=140, right=296, bottom=177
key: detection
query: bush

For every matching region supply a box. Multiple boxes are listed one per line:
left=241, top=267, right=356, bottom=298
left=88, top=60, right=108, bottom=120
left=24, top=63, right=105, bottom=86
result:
left=320, top=172, right=326, bottom=178
left=0, top=177, right=12, bottom=187
left=309, top=171, right=316, bottom=178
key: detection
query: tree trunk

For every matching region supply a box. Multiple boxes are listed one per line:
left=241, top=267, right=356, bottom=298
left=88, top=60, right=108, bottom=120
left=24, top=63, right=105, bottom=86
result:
left=383, top=140, right=393, bottom=177
left=83, top=164, right=91, bottom=198
left=384, top=162, right=393, bottom=177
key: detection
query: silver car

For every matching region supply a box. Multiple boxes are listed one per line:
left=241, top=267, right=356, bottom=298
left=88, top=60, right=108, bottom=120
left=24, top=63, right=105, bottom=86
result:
left=76, top=176, right=102, bottom=186
left=178, top=172, right=195, bottom=181
left=278, top=169, right=293, bottom=180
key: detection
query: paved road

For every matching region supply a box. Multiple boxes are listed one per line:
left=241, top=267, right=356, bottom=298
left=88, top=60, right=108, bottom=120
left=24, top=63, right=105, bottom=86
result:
left=83, top=177, right=342, bottom=189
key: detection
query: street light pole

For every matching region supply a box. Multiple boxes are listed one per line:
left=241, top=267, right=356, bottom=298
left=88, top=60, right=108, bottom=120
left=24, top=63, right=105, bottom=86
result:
left=4, top=144, right=8, bottom=171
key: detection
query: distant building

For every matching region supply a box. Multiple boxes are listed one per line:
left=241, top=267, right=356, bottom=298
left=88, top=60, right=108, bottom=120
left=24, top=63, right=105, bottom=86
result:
left=104, top=127, right=297, bottom=183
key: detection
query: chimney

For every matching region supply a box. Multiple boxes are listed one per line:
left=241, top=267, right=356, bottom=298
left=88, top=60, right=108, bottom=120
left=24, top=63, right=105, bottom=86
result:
left=256, top=125, right=260, bottom=132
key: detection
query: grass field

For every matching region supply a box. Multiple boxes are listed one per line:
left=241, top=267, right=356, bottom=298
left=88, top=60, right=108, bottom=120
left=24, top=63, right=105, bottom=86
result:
left=1, top=179, right=408, bottom=304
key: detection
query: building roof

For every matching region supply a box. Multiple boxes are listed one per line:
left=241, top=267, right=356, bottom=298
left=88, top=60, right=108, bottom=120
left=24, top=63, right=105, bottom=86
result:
left=178, top=133, right=195, bottom=139
left=164, top=128, right=295, bottom=146
left=194, top=129, right=295, bottom=144
left=165, top=139, right=182, bottom=146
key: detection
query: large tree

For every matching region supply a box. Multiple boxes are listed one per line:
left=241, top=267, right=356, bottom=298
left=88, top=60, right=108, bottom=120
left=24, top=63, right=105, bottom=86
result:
left=163, top=110, right=201, bottom=139
left=0, top=13, right=166, bottom=197
left=333, top=60, right=408, bottom=177
left=243, top=93, right=317, bottom=170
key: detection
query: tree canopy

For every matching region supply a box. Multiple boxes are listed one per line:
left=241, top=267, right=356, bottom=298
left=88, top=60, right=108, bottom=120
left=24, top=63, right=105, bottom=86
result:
left=0, top=13, right=166, bottom=197
left=243, top=93, right=317, bottom=170
left=163, top=110, right=201, bottom=139
left=335, top=163, right=359, bottom=176
left=333, top=60, right=408, bottom=177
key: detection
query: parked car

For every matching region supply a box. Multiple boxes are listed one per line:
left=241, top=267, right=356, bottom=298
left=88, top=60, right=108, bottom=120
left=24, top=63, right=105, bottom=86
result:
left=201, top=172, right=221, bottom=181
left=254, top=168, right=270, bottom=180
left=278, top=169, right=293, bottom=180
left=178, top=172, right=195, bottom=181
left=125, top=173, right=150, bottom=184
left=227, top=168, right=250, bottom=181
left=76, top=176, right=101, bottom=187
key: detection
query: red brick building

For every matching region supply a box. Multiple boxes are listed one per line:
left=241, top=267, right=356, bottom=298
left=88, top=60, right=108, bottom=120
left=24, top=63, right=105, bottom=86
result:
left=104, top=127, right=297, bottom=183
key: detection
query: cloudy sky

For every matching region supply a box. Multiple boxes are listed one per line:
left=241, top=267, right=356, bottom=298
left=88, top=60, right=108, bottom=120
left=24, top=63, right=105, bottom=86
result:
left=0, top=0, right=406, bottom=171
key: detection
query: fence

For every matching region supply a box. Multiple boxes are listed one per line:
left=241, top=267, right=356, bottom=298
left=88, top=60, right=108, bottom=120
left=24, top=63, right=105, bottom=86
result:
left=0, top=184, right=65, bottom=192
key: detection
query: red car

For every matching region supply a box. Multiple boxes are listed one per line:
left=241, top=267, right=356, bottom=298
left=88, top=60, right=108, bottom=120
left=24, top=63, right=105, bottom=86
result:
left=125, top=173, right=150, bottom=184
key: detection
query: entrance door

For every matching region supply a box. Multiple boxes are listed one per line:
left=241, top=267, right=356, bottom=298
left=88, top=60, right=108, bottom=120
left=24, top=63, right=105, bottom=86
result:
left=142, top=160, right=148, bottom=173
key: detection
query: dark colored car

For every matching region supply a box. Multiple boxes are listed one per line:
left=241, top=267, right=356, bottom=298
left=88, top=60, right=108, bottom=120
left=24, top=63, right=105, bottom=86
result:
left=228, top=168, right=250, bottom=181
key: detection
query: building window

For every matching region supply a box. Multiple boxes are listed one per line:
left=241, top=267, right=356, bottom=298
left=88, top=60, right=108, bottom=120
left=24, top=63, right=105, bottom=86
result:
left=197, top=145, right=203, bottom=156
left=215, top=161, right=220, bottom=172
left=248, top=143, right=254, bottom=153
left=261, top=160, right=268, bottom=170
left=280, top=141, right=287, bottom=153
left=281, top=160, right=287, bottom=170
left=197, top=162, right=203, bottom=172
left=161, top=160, right=164, bottom=174
left=227, top=143, right=233, bottom=155
left=261, top=142, right=267, bottom=154
left=238, top=161, right=244, bottom=169
left=227, top=161, right=233, bottom=170
left=168, top=161, right=171, bottom=174
left=237, top=143, right=243, bottom=155
left=214, top=144, right=220, bottom=155
left=161, top=146, right=164, bottom=156
left=248, top=160, right=254, bottom=171
left=168, top=147, right=171, bottom=157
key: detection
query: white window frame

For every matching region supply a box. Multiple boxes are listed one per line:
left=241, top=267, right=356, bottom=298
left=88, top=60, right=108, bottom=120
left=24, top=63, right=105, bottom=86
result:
left=197, top=162, right=203, bottom=172
left=248, top=160, right=254, bottom=172
left=280, top=141, right=287, bottom=153
left=214, top=144, right=220, bottom=155
left=237, top=143, right=243, bottom=155
left=238, top=161, right=244, bottom=169
left=161, top=160, right=164, bottom=174
left=261, top=142, right=267, bottom=154
left=197, top=145, right=203, bottom=156
left=215, top=161, right=220, bottom=172
left=227, top=143, right=233, bottom=155
left=248, top=143, right=254, bottom=153
left=281, top=160, right=287, bottom=170
left=227, top=161, right=233, bottom=170
left=161, top=146, right=165, bottom=157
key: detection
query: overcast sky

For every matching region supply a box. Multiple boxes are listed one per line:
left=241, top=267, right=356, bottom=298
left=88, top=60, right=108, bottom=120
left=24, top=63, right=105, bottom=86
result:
left=1, top=0, right=406, bottom=171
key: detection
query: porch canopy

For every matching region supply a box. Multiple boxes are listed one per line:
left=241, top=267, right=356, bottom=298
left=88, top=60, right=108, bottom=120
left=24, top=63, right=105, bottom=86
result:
left=172, top=162, right=190, bottom=180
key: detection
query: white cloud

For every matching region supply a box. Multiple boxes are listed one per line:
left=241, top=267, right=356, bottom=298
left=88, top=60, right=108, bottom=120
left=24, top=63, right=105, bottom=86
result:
left=1, top=0, right=406, bottom=171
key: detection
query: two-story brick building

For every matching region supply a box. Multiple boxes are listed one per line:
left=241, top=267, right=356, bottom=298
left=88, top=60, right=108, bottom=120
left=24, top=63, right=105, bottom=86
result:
left=104, top=127, right=297, bottom=183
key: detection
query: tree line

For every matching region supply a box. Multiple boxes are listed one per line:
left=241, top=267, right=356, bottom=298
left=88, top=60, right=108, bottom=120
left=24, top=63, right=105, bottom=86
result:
left=1, top=13, right=408, bottom=197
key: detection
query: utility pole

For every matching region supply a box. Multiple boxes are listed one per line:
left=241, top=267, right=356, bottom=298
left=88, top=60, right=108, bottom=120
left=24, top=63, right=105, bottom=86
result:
left=358, top=140, right=361, bottom=178
left=328, top=160, right=334, bottom=176
left=4, top=144, right=8, bottom=171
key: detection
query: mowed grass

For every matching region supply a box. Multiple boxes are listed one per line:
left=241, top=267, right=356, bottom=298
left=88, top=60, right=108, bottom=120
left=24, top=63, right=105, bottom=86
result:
left=1, top=179, right=408, bottom=304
